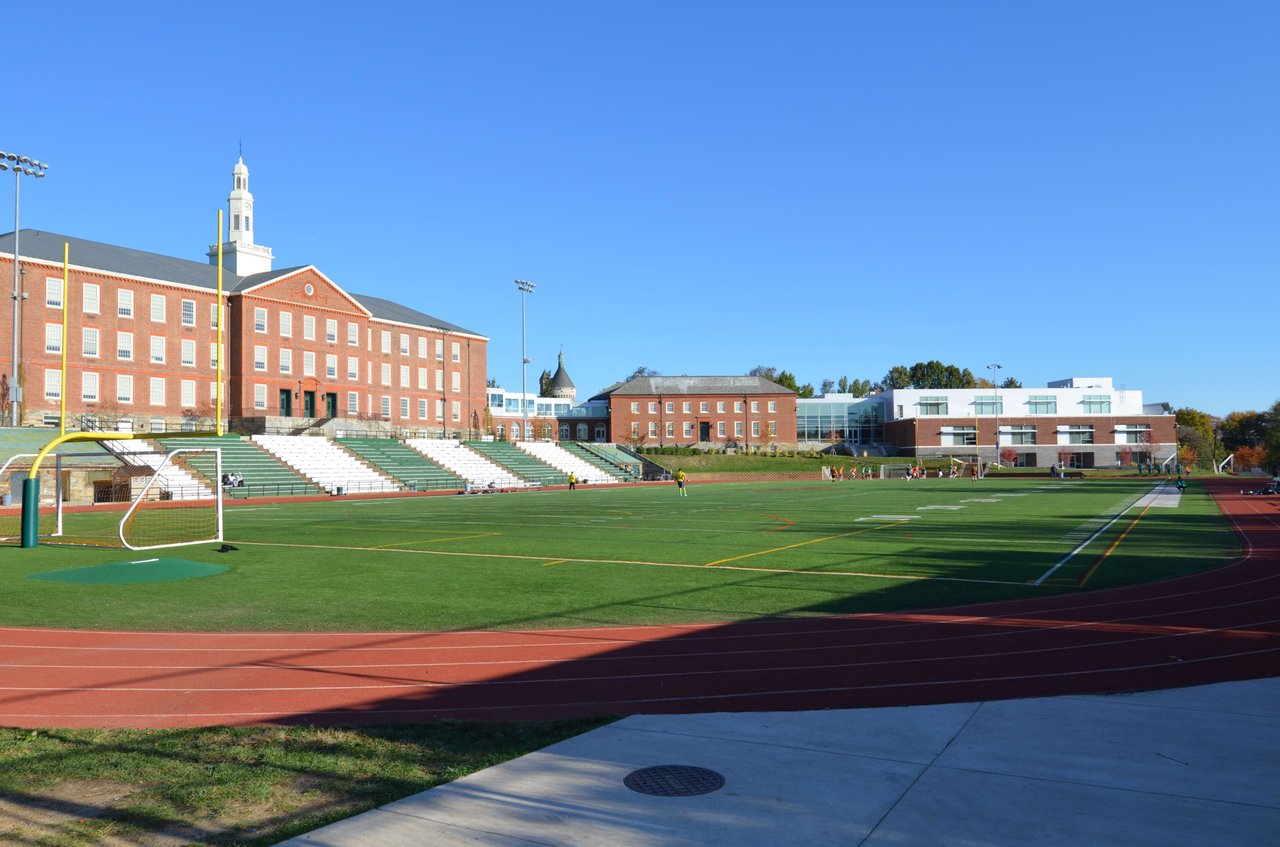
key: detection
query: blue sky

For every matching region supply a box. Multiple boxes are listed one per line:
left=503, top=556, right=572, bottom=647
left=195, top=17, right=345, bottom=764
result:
left=5, top=1, right=1275, bottom=416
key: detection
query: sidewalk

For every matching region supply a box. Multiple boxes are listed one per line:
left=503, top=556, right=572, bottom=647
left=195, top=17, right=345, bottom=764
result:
left=277, top=677, right=1280, bottom=846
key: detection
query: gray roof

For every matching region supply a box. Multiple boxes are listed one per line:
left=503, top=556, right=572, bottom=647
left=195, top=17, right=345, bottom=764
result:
left=2, top=229, right=483, bottom=337
left=1, top=229, right=224, bottom=290
left=592, top=376, right=794, bottom=400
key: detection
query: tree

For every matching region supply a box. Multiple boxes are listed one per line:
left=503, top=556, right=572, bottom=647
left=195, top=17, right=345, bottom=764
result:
left=486, top=378, right=499, bottom=388
left=747, top=365, right=779, bottom=380
left=836, top=376, right=850, bottom=394
left=849, top=379, right=872, bottom=397
left=538, top=369, right=553, bottom=397
left=624, top=366, right=660, bottom=382
left=1001, top=377, right=1023, bottom=389
left=1220, top=410, right=1266, bottom=451
left=1233, top=445, right=1266, bottom=471
left=481, top=406, right=495, bottom=436
left=821, top=378, right=835, bottom=395
left=881, top=365, right=911, bottom=389
left=1265, top=400, right=1280, bottom=469
left=1174, top=407, right=1215, bottom=442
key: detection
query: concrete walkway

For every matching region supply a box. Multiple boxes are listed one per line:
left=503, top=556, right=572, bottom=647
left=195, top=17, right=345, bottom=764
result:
left=278, top=678, right=1280, bottom=846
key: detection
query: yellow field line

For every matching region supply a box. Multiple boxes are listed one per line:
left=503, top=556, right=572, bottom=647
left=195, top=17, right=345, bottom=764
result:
left=702, top=521, right=907, bottom=567
left=542, top=559, right=569, bottom=567
left=1077, top=502, right=1153, bottom=588
left=373, top=532, right=501, bottom=549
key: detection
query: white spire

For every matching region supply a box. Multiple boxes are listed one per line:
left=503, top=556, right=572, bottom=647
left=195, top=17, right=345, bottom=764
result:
left=208, top=153, right=274, bottom=275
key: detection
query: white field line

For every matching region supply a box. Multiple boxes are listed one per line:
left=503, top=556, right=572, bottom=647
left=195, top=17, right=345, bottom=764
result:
left=1033, top=483, right=1163, bottom=585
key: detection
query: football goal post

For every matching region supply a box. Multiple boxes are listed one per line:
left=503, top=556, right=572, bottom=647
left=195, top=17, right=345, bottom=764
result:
left=119, top=447, right=224, bottom=551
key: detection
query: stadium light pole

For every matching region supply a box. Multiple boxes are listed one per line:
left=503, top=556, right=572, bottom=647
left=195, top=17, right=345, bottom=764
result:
left=2, top=152, right=49, bottom=426
left=987, top=363, right=1003, bottom=469
left=515, top=279, right=535, bottom=442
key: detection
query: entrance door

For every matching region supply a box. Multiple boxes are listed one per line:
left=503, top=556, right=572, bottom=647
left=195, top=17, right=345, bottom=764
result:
left=279, top=390, right=292, bottom=417
left=324, top=393, right=338, bottom=418
left=303, top=391, right=316, bottom=418
left=699, top=421, right=711, bottom=441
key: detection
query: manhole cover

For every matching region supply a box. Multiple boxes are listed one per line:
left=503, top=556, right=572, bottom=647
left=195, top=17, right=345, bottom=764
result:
left=623, top=765, right=725, bottom=797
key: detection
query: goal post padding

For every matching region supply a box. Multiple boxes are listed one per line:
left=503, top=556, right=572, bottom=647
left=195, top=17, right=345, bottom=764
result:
left=120, top=447, right=223, bottom=551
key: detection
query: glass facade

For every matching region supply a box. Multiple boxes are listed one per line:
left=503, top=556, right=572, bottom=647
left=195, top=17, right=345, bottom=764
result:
left=797, top=399, right=884, bottom=444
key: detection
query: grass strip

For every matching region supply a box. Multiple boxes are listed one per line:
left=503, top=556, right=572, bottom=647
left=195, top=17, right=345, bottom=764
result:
left=0, top=717, right=611, bottom=846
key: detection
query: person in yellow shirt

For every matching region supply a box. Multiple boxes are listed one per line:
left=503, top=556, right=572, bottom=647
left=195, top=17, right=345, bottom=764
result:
left=675, top=468, right=688, bottom=497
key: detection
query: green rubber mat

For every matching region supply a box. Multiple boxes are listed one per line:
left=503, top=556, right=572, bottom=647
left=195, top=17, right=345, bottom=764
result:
left=29, top=559, right=228, bottom=585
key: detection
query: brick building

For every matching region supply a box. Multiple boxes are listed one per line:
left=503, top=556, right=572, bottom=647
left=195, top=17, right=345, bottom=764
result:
left=0, top=158, right=485, bottom=434
left=589, top=376, right=798, bottom=449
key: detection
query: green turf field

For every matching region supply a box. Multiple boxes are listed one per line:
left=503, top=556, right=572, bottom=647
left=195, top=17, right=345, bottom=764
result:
left=1, top=477, right=1240, bottom=632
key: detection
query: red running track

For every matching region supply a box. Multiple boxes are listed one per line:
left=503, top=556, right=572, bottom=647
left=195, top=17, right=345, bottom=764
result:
left=1, top=479, right=1277, bottom=728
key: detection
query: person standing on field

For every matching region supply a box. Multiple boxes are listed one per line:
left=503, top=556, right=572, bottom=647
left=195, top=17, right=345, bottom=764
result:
left=676, top=468, right=688, bottom=497
left=568, top=472, right=577, bottom=491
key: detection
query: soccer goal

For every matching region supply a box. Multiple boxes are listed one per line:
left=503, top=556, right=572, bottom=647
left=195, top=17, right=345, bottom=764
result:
left=119, top=447, right=224, bottom=551
left=1, top=453, right=69, bottom=543
left=880, top=463, right=912, bottom=479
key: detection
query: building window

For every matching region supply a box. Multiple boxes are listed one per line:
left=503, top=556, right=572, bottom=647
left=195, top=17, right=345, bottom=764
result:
left=180, top=379, right=196, bottom=408
left=1120, top=424, right=1151, bottom=445
left=418, top=399, right=428, bottom=420
left=45, top=278, right=63, bottom=309
left=254, top=384, right=267, bottom=410
left=326, top=355, right=337, bottom=379
left=181, top=339, right=195, bottom=367
left=280, top=348, right=292, bottom=374
left=683, top=402, right=691, bottom=413
left=683, top=421, right=693, bottom=437
left=648, top=402, right=657, bottom=413
left=79, top=373, right=97, bottom=404
left=666, top=421, right=675, bottom=437
left=400, top=334, right=409, bottom=355
left=279, top=311, right=292, bottom=337
left=648, top=421, right=658, bottom=437
left=769, top=421, right=777, bottom=436
left=700, top=402, right=709, bottom=413
left=734, top=401, right=743, bottom=413
left=1009, top=425, right=1037, bottom=445
left=44, top=369, right=61, bottom=400
left=381, top=331, right=391, bottom=354
left=417, top=367, right=428, bottom=389
left=919, top=396, right=949, bottom=416
left=347, top=392, right=359, bottom=415
left=400, top=365, right=410, bottom=387
left=752, top=421, right=760, bottom=437
left=303, top=315, right=316, bottom=341
left=1082, top=395, right=1112, bottom=414
left=751, top=401, right=759, bottom=413
left=181, top=299, right=196, bottom=327
left=45, top=324, right=62, bottom=354
left=436, top=399, right=444, bottom=420
left=435, top=339, right=444, bottom=360
left=347, top=322, right=359, bottom=346
left=717, top=422, right=726, bottom=438
left=381, top=396, right=391, bottom=419
left=210, top=343, right=220, bottom=369
left=150, top=336, right=165, bottom=364
left=418, top=337, right=427, bottom=358
left=381, top=363, right=391, bottom=386
left=1027, top=395, right=1057, bottom=415
left=211, top=303, right=220, bottom=329
left=117, top=374, right=132, bottom=404
left=436, top=369, right=444, bottom=390
left=665, top=402, right=674, bottom=414
left=117, top=332, right=133, bottom=361
left=253, top=346, right=267, bottom=371
left=452, top=372, right=460, bottom=392
left=768, top=401, right=777, bottom=413
left=946, top=426, right=977, bottom=446
left=349, top=357, right=360, bottom=380
left=150, top=377, right=165, bottom=406
left=973, top=396, right=1003, bottom=416
left=327, top=319, right=338, bottom=343
left=631, top=402, right=639, bottom=413
left=118, top=289, right=133, bottom=318
left=734, top=421, right=743, bottom=437
left=717, top=401, right=725, bottom=413
left=83, top=283, right=100, bottom=315
left=1067, top=425, right=1095, bottom=445
left=451, top=342, right=460, bottom=363
left=400, top=397, right=410, bottom=419
left=303, top=352, right=316, bottom=377
left=151, top=294, right=166, bottom=323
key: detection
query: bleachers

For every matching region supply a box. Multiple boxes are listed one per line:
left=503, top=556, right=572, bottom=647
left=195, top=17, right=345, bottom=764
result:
left=560, top=442, right=637, bottom=482
left=406, top=439, right=527, bottom=489
left=467, top=441, right=568, bottom=487
left=338, top=437, right=463, bottom=492
left=104, top=439, right=215, bottom=500
left=0, top=427, right=117, bottom=467
left=252, top=435, right=399, bottom=495
left=517, top=441, right=621, bottom=485
left=157, top=435, right=322, bottom=499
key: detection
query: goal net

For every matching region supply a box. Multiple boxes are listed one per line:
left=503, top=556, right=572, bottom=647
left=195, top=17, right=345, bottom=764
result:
left=880, top=463, right=912, bottom=479
left=119, top=447, right=223, bottom=551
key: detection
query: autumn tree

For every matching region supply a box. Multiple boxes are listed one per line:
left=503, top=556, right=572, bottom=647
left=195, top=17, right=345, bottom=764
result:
left=538, top=369, right=553, bottom=397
